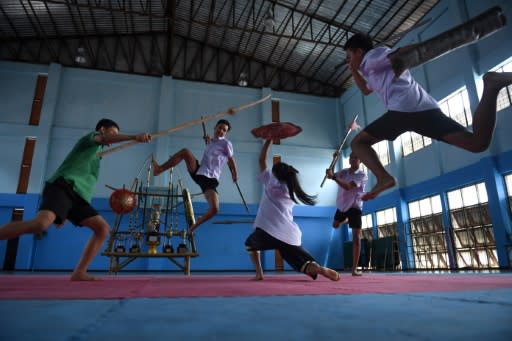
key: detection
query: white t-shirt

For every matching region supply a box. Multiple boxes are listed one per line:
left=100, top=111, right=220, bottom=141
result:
left=253, top=169, right=302, bottom=246
left=196, top=137, right=233, bottom=180
left=360, top=46, right=439, bottom=112
left=334, top=168, right=368, bottom=212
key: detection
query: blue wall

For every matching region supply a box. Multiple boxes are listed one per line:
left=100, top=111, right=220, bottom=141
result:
left=0, top=60, right=342, bottom=272
left=1, top=0, right=511, bottom=272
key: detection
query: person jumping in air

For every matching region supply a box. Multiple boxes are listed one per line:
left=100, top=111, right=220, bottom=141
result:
left=344, top=33, right=512, bottom=201
left=152, top=119, right=238, bottom=232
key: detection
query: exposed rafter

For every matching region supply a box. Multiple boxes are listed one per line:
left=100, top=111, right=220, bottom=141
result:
left=0, top=0, right=439, bottom=97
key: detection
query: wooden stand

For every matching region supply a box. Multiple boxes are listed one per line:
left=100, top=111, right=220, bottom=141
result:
left=103, top=170, right=200, bottom=275
left=103, top=250, right=199, bottom=275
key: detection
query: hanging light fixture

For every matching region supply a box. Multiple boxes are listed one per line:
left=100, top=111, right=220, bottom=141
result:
left=75, top=47, right=87, bottom=64
left=238, top=72, right=248, bottom=87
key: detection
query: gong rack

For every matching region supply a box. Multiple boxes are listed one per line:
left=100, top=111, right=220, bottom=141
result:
left=102, top=166, right=200, bottom=275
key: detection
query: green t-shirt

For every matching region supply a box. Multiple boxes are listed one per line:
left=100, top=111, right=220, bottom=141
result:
left=47, top=131, right=103, bottom=203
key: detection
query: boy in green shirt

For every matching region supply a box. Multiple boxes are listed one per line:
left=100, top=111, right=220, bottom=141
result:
left=0, top=119, right=151, bottom=281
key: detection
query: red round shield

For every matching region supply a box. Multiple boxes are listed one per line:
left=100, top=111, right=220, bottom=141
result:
left=251, top=122, right=302, bottom=139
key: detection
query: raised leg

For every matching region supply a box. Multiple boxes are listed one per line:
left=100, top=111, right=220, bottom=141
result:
left=443, top=72, right=512, bottom=152
left=0, top=210, right=55, bottom=240
left=351, top=131, right=396, bottom=201
left=152, top=149, right=197, bottom=176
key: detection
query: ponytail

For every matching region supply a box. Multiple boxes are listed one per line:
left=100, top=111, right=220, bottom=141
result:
left=272, top=162, right=317, bottom=206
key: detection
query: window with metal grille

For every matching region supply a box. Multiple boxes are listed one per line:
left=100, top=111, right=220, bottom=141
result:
left=439, top=88, right=472, bottom=128
left=505, top=173, right=512, bottom=214
left=401, top=131, right=432, bottom=157
left=407, top=195, right=449, bottom=269
left=447, top=183, right=498, bottom=269
left=493, top=59, right=512, bottom=112
left=372, top=140, right=390, bottom=166
left=376, top=207, right=397, bottom=238
left=361, top=213, right=373, bottom=241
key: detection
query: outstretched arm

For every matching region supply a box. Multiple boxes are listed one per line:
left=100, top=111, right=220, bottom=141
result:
left=95, top=132, right=151, bottom=145
left=259, top=139, right=272, bottom=172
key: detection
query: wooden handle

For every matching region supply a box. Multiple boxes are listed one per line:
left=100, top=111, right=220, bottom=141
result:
left=98, top=94, right=271, bottom=157
left=320, top=114, right=358, bottom=188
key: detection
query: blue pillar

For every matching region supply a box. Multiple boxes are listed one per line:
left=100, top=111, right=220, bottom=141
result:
left=440, top=191, right=457, bottom=270
left=396, top=190, right=413, bottom=270
left=481, top=157, right=511, bottom=268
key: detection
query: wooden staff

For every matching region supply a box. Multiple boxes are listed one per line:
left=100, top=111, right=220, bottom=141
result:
left=212, top=220, right=254, bottom=224
left=320, top=114, right=358, bottom=188
left=97, top=94, right=272, bottom=157
left=201, top=117, right=209, bottom=145
left=234, top=181, right=250, bottom=213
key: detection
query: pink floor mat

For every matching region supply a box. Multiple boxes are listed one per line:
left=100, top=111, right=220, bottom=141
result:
left=1, top=273, right=511, bottom=300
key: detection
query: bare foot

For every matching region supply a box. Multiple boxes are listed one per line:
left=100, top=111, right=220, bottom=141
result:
left=352, top=270, right=363, bottom=277
left=308, top=262, right=340, bottom=281
left=251, top=274, right=264, bottom=281
left=322, top=267, right=340, bottom=281
left=362, top=176, right=396, bottom=201
left=70, top=272, right=97, bottom=281
left=483, top=72, right=512, bottom=91
left=152, top=158, right=162, bottom=176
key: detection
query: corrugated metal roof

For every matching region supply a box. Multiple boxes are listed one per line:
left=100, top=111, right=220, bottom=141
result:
left=0, top=0, right=439, bottom=97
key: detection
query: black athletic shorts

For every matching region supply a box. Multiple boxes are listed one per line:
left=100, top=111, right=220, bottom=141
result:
left=364, top=108, right=467, bottom=141
left=245, top=227, right=316, bottom=276
left=334, top=207, right=362, bottom=229
left=189, top=160, right=219, bottom=193
left=39, top=177, right=99, bottom=226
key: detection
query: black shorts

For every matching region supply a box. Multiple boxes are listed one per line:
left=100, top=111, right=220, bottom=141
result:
left=190, top=160, right=219, bottom=193
left=364, top=109, right=467, bottom=141
left=39, top=177, right=99, bottom=226
left=334, top=207, right=362, bottom=229
left=245, top=227, right=316, bottom=276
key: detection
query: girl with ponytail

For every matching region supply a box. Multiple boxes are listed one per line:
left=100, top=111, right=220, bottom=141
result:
left=245, top=139, right=340, bottom=281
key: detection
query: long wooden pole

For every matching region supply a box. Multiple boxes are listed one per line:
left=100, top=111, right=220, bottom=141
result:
left=320, top=114, right=358, bottom=188
left=98, top=94, right=271, bottom=157
left=234, top=180, right=250, bottom=213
